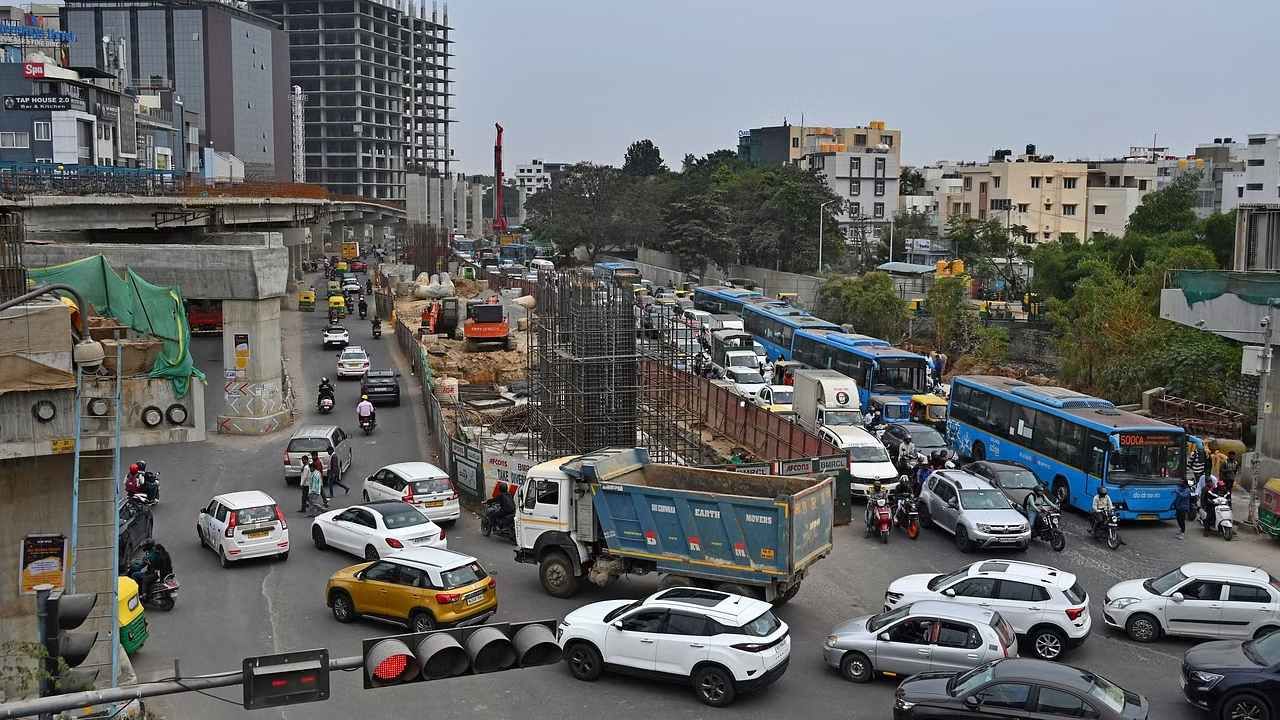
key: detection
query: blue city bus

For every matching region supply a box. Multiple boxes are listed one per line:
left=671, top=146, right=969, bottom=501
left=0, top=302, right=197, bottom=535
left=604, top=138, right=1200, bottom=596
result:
left=592, top=261, right=642, bottom=286
left=740, top=303, right=840, bottom=361
left=791, top=328, right=930, bottom=407
left=692, top=285, right=766, bottom=314
left=946, top=375, right=1185, bottom=520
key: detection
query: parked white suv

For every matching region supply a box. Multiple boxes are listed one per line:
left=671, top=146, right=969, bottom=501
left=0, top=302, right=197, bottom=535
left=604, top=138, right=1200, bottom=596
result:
left=1104, top=562, right=1280, bottom=643
left=884, top=560, right=1091, bottom=661
left=919, top=469, right=1030, bottom=552
left=557, top=587, right=790, bottom=707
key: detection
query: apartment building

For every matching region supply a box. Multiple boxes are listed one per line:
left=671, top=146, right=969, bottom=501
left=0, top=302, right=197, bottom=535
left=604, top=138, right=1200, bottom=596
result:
left=1084, top=158, right=1157, bottom=238
left=951, top=147, right=1087, bottom=243
left=802, top=133, right=899, bottom=234
left=1221, top=134, right=1280, bottom=214
left=738, top=121, right=901, bottom=168
left=515, top=159, right=551, bottom=196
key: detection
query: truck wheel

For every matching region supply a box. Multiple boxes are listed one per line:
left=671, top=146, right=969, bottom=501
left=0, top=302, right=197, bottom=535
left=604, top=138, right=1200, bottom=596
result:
left=657, top=574, right=694, bottom=592
left=774, top=582, right=802, bottom=606
left=539, top=551, right=580, bottom=598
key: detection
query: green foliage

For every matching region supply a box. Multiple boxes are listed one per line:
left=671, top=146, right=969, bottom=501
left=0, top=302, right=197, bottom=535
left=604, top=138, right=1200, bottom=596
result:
left=1127, top=171, right=1200, bottom=236
left=899, top=167, right=926, bottom=195
left=925, top=276, right=973, bottom=353
left=815, top=272, right=907, bottom=342
left=523, top=162, right=631, bottom=262
left=974, top=325, right=1009, bottom=363
left=622, top=139, right=667, bottom=177
left=661, top=191, right=734, bottom=277
left=1201, top=211, right=1237, bottom=267
left=944, top=217, right=1025, bottom=294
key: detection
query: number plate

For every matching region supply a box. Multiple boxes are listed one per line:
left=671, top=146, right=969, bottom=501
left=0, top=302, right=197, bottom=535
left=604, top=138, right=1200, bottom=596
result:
left=464, top=591, right=485, bottom=606
left=1138, top=513, right=1158, bottom=520
left=424, top=500, right=445, bottom=508
left=245, top=530, right=269, bottom=539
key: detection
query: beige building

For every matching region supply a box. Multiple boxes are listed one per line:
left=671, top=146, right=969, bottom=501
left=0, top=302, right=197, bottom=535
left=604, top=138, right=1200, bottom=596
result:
left=949, top=151, right=1088, bottom=243
left=1085, top=158, right=1158, bottom=238
left=738, top=121, right=901, bottom=168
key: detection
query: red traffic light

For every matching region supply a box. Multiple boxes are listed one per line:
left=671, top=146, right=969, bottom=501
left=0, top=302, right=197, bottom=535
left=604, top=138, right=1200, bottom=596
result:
left=361, top=620, right=561, bottom=689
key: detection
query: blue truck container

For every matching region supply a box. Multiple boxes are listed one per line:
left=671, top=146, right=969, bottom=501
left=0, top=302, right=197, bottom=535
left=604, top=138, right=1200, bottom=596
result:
left=513, top=448, right=833, bottom=603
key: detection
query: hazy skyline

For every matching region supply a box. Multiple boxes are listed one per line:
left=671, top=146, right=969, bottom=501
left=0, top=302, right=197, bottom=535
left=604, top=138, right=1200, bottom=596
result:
left=449, top=0, right=1279, bottom=176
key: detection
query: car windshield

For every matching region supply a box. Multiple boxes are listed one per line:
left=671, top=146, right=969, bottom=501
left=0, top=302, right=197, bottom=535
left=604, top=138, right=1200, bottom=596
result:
left=825, top=410, right=863, bottom=426
left=729, top=355, right=757, bottom=368
left=740, top=610, right=782, bottom=637
left=867, top=605, right=912, bottom=632
left=770, top=389, right=793, bottom=405
left=235, top=505, right=276, bottom=525
left=1084, top=672, right=1127, bottom=714
left=949, top=662, right=997, bottom=696
left=439, top=562, right=487, bottom=590
left=1108, top=434, right=1185, bottom=484
left=1145, top=567, right=1188, bottom=595
left=380, top=506, right=430, bottom=529
left=850, top=445, right=890, bottom=463
left=326, top=325, right=346, bottom=333
left=410, top=477, right=452, bottom=495
left=341, top=351, right=366, bottom=361
left=729, top=369, right=764, bottom=384
left=995, top=469, right=1039, bottom=489
left=603, top=600, right=642, bottom=623
left=928, top=567, right=970, bottom=591
left=959, top=490, right=1012, bottom=510
left=1245, top=630, right=1280, bottom=665
left=908, top=426, right=946, bottom=447
left=287, top=437, right=330, bottom=453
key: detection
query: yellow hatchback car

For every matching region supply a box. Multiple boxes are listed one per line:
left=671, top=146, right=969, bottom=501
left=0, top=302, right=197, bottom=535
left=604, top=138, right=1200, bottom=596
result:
left=325, top=547, right=497, bottom=632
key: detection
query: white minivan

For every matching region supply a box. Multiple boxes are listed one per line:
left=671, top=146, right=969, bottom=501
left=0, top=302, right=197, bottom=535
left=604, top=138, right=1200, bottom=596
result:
left=361, top=462, right=461, bottom=525
left=196, top=490, right=290, bottom=568
left=818, top=425, right=901, bottom=497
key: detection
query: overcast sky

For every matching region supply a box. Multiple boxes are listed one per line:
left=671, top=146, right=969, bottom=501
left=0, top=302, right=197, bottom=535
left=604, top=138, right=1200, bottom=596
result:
left=449, top=0, right=1279, bottom=176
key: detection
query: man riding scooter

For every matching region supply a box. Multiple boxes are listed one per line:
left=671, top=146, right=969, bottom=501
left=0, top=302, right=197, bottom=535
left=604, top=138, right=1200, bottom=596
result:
left=371, top=318, right=382, bottom=338
left=356, top=394, right=376, bottom=432
left=358, top=296, right=368, bottom=320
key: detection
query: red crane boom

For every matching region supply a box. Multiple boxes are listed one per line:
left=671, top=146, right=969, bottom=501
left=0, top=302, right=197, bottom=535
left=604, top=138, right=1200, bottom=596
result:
left=493, top=122, right=508, bottom=234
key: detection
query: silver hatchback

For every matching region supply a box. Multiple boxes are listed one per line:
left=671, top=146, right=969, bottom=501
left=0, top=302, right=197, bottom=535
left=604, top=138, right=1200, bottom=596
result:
left=823, top=600, right=1017, bottom=683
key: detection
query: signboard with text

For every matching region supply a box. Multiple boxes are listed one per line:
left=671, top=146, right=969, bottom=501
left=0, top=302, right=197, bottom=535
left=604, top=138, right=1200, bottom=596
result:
left=19, top=533, right=66, bottom=594
left=3, top=95, right=71, bottom=111
left=21, top=62, right=43, bottom=79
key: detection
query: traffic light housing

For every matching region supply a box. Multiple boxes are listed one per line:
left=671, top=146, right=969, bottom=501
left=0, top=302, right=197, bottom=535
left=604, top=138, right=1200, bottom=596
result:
left=242, top=649, right=330, bottom=710
left=361, top=620, right=561, bottom=689
left=40, top=590, right=99, bottom=696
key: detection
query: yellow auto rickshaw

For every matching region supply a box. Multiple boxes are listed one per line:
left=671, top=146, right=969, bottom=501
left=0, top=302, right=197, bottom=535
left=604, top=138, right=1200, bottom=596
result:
left=1259, top=478, right=1280, bottom=539
left=298, top=288, right=316, bottom=312
left=327, top=279, right=341, bottom=295
left=335, top=261, right=349, bottom=273
left=910, top=393, right=949, bottom=430
left=328, top=294, right=347, bottom=318
left=118, top=575, right=148, bottom=654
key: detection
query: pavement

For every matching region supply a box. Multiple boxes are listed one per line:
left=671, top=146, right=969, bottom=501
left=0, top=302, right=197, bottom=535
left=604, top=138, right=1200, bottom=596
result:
left=128, top=272, right=1280, bottom=720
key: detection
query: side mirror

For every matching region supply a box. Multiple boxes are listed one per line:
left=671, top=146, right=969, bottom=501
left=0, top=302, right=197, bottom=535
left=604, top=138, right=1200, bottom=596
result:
left=942, top=588, right=956, bottom=598
left=878, top=632, right=890, bottom=642
left=964, top=696, right=980, bottom=709
left=1171, top=592, right=1185, bottom=603
left=612, top=621, right=624, bottom=630
left=199, top=508, right=208, bottom=515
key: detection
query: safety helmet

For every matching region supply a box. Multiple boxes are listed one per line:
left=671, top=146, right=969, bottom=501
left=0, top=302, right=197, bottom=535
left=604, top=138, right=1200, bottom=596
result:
left=129, top=463, right=139, bottom=473
left=361, top=395, right=368, bottom=400
left=136, top=460, right=147, bottom=471
left=1097, top=486, right=1108, bottom=496
left=321, top=376, right=329, bottom=383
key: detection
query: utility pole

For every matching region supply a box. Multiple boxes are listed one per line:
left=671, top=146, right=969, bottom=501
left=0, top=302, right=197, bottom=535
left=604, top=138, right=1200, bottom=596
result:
left=817, top=199, right=837, bottom=273
left=1249, top=302, right=1276, bottom=529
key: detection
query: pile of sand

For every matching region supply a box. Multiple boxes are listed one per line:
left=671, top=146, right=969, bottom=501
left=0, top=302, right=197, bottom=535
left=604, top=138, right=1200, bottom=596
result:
left=424, top=337, right=526, bottom=384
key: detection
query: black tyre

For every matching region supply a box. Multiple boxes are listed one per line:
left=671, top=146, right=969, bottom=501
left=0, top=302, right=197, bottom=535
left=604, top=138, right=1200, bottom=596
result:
left=218, top=548, right=230, bottom=569
left=364, top=545, right=379, bottom=561
left=775, top=582, right=802, bottom=606
left=1126, top=613, right=1160, bottom=643
left=539, top=551, right=580, bottom=598
left=1219, top=692, right=1271, bottom=720
left=840, top=652, right=873, bottom=683
left=361, top=490, right=370, bottom=502
left=278, top=551, right=289, bottom=562
left=1224, top=526, right=1234, bottom=542
left=410, top=610, right=436, bottom=633
left=955, top=526, right=973, bottom=553
left=565, top=642, right=603, bottom=681
left=480, top=516, right=492, bottom=537
left=880, top=528, right=889, bottom=544
left=1050, top=530, right=1066, bottom=552
left=715, top=582, right=757, bottom=599
left=693, top=665, right=737, bottom=707
left=312, top=526, right=328, bottom=550
left=1029, top=626, right=1066, bottom=661
left=1106, top=528, right=1121, bottom=550
left=330, top=591, right=356, bottom=623
left=151, top=594, right=176, bottom=612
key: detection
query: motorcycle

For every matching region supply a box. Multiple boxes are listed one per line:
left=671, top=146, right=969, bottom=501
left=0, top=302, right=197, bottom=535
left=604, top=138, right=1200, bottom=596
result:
left=359, top=414, right=376, bottom=435
left=865, top=494, right=893, bottom=544
left=371, top=322, right=382, bottom=338
left=359, top=306, right=368, bottom=320
left=317, top=394, right=335, bottom=414
left=893, top=495, right=920, bottom=539
left=1029, top=508, right=1067, bottom=552
left=1198, top=493, right=1234, bottom=541
left=479, top=497, right=516, bottom=543
left=1092, top=508, right=1122, bottom=550
left=142, top=572, right=180, bottom=611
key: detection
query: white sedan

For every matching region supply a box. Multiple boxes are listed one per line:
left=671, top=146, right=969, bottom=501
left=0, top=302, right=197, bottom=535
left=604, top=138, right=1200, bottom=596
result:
left=322, top=324, right=349, bottom=348
left=724, top=366, right=767, bottom=399
left=336, top=346, right=370, bottom=378
left=310, top=501, right=445, bottom=561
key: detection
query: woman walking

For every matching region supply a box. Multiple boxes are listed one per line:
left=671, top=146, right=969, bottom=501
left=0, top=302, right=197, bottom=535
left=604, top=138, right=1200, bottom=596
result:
left=306, top=456, right=326, bottom=516
left=1174, top=477, right=1192, bottom=539
left=327, top=457, right=350, bottom=497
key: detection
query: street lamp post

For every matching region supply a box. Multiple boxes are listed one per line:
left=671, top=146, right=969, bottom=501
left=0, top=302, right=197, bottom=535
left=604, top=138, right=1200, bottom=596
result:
left=818, top=199, right=837, bottom=273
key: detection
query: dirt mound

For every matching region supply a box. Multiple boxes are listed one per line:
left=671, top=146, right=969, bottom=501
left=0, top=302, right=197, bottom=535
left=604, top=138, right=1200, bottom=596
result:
left=453, top=278, right=487, bottom=299
left=426, top=338, right=525, bottom=385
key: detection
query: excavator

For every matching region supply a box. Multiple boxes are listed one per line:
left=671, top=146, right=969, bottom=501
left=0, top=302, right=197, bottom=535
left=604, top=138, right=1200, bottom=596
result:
left=463, top=296, right=516, bottom=351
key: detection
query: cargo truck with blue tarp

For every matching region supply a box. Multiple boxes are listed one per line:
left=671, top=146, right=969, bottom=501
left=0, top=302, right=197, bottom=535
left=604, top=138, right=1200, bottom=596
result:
left=513, top=448, right=833, bottom=604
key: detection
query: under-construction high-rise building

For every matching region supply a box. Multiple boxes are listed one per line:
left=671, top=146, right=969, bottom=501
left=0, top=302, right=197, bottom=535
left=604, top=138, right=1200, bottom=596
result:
left=527, top=273, right=700, bottom=464
left=249, top=0, right=453, bottom=200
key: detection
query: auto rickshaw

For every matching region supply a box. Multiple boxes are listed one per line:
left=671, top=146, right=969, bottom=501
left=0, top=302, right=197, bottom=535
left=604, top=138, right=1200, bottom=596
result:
left=328, top=294, right=347, bottom=318
left=910, top=393, right=949, bottom=430
left=335, top=261, right=349, bottom=273
left=327, top=279, right=341, bottom=295
left=1259, top=478, right=1280, bottom=539
left=118, top=575, right=148, bottom=654
left=298, top=288, right=316, bottom=312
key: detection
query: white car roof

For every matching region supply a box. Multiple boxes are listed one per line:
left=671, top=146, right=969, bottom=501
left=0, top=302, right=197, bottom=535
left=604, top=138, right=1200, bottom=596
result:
left=825, top=424, right=880, bottom=447
left=967, top=560, right=1078, bottom=590
left=385, top=462, right=449, bottom=480
left=213, top=490, right=278, bottom=509
left=645, top=587, right=774, bottom=626
left=1181, top=562, right=1272, bottom=583
left=387, top=547, right=477, bottom=572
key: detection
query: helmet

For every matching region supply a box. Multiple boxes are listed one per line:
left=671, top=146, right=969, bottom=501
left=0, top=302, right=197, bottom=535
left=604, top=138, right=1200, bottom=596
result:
left=321, top=376, right=329, bottom=384
left=361, top=395, right=368, bottom=401
left=128, top=463, right=139, bottom=474
left=136, top=460, right=147, bottom=471
left=1097, top=486, right=1108, bottom=496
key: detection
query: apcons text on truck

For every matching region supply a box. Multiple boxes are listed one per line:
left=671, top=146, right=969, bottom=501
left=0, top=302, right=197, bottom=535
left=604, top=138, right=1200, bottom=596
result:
left=513, top=448, right=833, bottom=603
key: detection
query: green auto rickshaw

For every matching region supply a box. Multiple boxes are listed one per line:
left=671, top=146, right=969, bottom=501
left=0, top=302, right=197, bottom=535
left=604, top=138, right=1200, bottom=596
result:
left=1259, top=478, right=1280, bottom=539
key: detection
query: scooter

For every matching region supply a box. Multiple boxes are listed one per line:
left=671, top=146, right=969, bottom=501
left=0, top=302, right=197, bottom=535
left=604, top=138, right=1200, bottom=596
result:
left=479, top=497, right=517, bottom=543
left=317, top=394, right=335, bottom=414
left=1030, top=508, right=1067, bottom=552
left=359, top=414, right=376, bottom=435
left=359, top=306, right=368, bottom=320
left=865, top=494, right=893, bottom=544
left=1198, top=493, right=1234, bottom=541
left=893, top=495, right=920, bottom=540
left=142, top=572, right=180, bottom=611
left=1092, top=508, right=1122, bottom=550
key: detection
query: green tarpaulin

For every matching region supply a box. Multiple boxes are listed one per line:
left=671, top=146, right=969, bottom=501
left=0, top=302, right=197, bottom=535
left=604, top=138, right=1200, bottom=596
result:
left=28, top=255, right=205, bottom=396
left=1174, top=269, right=1280, bottom=307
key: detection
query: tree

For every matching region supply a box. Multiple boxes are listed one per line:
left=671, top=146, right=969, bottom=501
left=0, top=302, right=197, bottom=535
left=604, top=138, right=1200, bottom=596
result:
left=899, top=167, right=926, bottom=195
left=925, top=276, right=974, bottom=354
left=661, top=191, right=735, bottom=278
left=523, top=163, right=632, bottom=262
left=622, top=139, right=667, bottom=177
left=814, top=272, right=907, bottom=342
left=1126, top=171, right=1199, bottom=236
left=1200, top=211, right=1236, bottom=268
left=944, top=217, right=1024, bottom=297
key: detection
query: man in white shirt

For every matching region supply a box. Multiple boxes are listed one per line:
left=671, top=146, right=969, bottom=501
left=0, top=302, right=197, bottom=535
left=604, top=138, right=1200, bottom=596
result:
left=356, top=395, right=375, bottom=425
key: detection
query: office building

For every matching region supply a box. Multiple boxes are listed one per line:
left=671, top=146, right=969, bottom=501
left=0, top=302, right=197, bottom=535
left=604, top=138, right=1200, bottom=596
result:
left=737, top=121, right=901, bottom=168
left=251, top=0, right=453, bottom=200
left=515, top=159, right=551, bottom=196
left=952, top=146, right=1088, bottom=244
left=0, top=57, right=131, bottom=167
left=62, top=0, right=292, bottom=179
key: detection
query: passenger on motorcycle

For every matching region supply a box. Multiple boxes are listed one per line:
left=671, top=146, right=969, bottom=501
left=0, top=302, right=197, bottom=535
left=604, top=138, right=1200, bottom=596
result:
left=125, top=463, right=144, bottom=497
left=492, top=481, right=516, bottom=522
left=128, top=540, right=172, bottom=597
left=1091, top=486, right=1114, bottom=534
left=318, top=377, right=335, bottom=400
left=1024, top=485, right=1054, bottom=535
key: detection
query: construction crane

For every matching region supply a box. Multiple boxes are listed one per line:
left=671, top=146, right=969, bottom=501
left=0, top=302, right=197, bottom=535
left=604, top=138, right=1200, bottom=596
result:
left=493, top=122, right=509, bottom=235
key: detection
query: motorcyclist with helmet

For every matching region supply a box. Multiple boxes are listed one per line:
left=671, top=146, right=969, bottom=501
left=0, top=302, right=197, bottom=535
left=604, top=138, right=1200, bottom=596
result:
left=1023, top=484, right=1055, bottom=536
left=318, top=377, right=335, bottom=401
left=1091, top=486, right=1114, bottom=535
left=125, top=463, right=144, bottom=497
left=865, top=480, right=887, bottom=534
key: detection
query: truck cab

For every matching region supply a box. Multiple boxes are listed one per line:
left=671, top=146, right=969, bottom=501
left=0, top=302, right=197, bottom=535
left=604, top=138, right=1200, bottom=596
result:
left=792, top=369, right=863, bottom=433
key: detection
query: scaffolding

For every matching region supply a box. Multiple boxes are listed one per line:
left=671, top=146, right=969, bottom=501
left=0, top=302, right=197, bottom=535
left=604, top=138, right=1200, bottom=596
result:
left=527, top=272, right=700, bottom=464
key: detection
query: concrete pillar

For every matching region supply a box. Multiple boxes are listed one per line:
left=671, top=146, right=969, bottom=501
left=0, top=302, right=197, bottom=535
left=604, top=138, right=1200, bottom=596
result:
left=470, top=183, right=483, bottom=238
left=517, top=185, right=529, bottom=226
left=443, top=175, right=456, bottom=232
left=427, top=176, right=442, bottom=227
left=454, top=176, right=468, bottom=235
left=217, top=299, right=290, bottom=435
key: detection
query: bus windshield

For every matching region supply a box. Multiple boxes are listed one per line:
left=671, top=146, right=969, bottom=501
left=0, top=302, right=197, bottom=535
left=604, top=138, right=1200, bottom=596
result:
left=874, top=360, right=928, bottom=394
left=1108, top=434, right=1184, bottom=484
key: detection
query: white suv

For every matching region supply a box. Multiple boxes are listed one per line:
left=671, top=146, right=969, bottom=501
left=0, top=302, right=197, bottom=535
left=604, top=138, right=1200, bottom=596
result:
left=196, top=490, right=290, bottom=568
left=1104, top=562, right=1280, bottom=643
left=557, top=587, right=790, bottom=707
left=884, top=560, right=1091, bottom=661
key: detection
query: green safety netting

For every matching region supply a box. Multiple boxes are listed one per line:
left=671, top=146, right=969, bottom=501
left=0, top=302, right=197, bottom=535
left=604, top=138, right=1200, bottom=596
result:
left=28, top=255, right=205, bottom=396
left=1174, top=270, right=1280, bottom=307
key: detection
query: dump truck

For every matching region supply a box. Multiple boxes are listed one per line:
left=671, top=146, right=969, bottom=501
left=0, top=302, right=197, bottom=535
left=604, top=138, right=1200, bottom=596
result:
left=513, top=448, right=833, bottom=604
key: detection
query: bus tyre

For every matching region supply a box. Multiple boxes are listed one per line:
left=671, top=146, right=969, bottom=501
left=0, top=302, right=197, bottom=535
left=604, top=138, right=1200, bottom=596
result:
left=970, top=442, right=985, bottom=461
left=539, top=551, right=580, bottom=598
left=1052, top=480, right=1070, bottom=509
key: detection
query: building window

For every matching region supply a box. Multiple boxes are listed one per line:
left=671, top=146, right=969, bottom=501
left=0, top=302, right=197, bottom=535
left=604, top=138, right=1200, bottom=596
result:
left=791, top=137, right=799, bottom=148
left=850, top=201, right=861, bottom=216
left=850, top=157, right=861, bottom=177
left=963, top=176, right=972, bottom=191
left=1045, top=176, right=1054, bottom=184
left=1248, top=158, right=1266, bottom=167
left=1017, top=203, right=1029, bottom=213
left=1062, top=177, right=1077, bottom=189
left=1043, top=232, right=1051, bottom=240
left=873, top=202, right=884, bottom=218
left=874, top=157, right=885, bottom=177
left=881, top=135, right=893, bottom=147
left=1249, top=137, right=1267, bottom=145
left=874, top=180, right=885, bottom=196
left=993, top=176, right=1000, bottom=188
left=991, top=199, right=1010, bottom=211
left=1062, top=204, right=1077, bottom=216
left=1248, top=183, right=1265, bottom=191
left=1030, top=176, right=1041, bottom=188
left=1, top=132, right=30, bottom=148
left=951, top=203, right=961, bottom=215
left=854, top=134, right=866, bottom=146
left=1138, top=179, right=1148, bottom=191
left=1238, top=187, right=1245, bottom=198
left=1093, top=204, right=1106, bottom=215
left=962, top=202, right=971, bottom=216
left=850, top=178, right=860, bottom=196
left=33, top=122, right=51, bottom=142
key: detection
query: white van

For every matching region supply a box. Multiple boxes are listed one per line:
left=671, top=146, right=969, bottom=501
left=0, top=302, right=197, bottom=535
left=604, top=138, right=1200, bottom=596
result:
left=529, top=258, right=555, bottom=272
left=818, top=425, right=902, bottom=498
